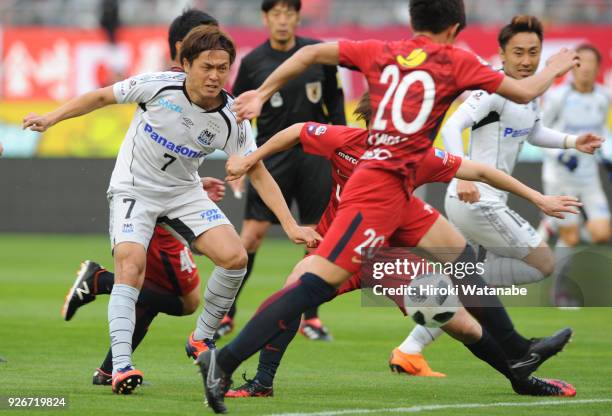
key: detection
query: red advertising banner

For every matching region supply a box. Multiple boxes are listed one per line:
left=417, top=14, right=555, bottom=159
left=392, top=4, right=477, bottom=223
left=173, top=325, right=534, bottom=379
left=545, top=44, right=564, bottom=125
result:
left=2, top=25, right=612, bottom=101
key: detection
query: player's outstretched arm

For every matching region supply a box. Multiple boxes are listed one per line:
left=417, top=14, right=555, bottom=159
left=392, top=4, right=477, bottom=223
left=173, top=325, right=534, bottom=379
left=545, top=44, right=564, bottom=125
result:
left=225, top=123, right=304, bottom=181
left=455, top=159, right=581, bottom=219
left=528, top=120, right=604, bottom=154
left=496, top=49, right=579, bottom=104
left=22, top=86, right=116, bottom=132
left=248, top=162, right=322, bottom=247
left=233, top=43, right=339, bottom=121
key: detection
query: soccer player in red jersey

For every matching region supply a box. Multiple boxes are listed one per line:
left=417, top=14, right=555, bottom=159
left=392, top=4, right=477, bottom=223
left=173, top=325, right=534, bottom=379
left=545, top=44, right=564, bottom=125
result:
left=219, top=93, right=579, bottom=398
left=199, top=1, right=581, bottom=411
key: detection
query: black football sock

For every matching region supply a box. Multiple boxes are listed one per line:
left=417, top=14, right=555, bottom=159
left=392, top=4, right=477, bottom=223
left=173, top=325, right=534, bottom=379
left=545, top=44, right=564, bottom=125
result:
left=100, top=349, right=113, bottom=374
left=94, top=270, right=115, bottom=295
left=131, top=307, right=158, bottom=350
left=303, top=306, right=319, bottom=320
left=255, top=317, right=300, bottom=387
left=464, top=329, right=516, bottom=381
left=138, top=284, right=184, bottom=316
left=217, top=272, right=337, bottom=375
left=227, top=252, right=257, bottom=319
left=99, top=307, right=158, bottom=373
left=302, top=249, right=320, bottom=321
left=451, top=244, right=530, bottom=360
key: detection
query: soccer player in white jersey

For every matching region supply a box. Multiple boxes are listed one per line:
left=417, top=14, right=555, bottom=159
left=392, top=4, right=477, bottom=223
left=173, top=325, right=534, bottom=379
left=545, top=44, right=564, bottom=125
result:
left=390, top=16, right=603, bottom=375
left=540, top=44, right=611, bottom=305
left=23, top=25, right=320, bottom=394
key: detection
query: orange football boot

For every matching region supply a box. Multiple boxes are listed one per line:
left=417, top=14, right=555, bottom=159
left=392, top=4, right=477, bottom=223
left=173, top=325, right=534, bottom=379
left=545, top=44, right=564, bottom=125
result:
left=389, top=348, right=446, bottom=377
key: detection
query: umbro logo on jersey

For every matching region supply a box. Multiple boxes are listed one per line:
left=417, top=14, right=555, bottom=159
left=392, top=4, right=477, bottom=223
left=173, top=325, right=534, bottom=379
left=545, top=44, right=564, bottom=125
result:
left=396, top=49, right=427, bottom=68
left=157, top=97, right=183, bottom=114
left=182, top=117, right=194, bottom=129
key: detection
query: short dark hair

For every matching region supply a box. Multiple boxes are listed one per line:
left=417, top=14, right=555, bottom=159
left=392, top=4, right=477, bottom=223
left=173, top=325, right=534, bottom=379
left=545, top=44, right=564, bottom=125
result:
left=180, top=25, right=236, bottom=66
left=353, top=92, right=372, bottom=127
left=498, top=15, right=544, bottom=50
left=576, top=43, right=602, bottom=65
left=409, top=0, right=466, bottom=35
left=261, top=0, right=301, bottom=13
left=168, top=9, right=219, bottom=60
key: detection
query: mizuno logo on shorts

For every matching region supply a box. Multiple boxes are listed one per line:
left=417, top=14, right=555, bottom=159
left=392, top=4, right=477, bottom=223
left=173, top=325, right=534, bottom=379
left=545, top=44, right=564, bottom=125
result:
left=144, top=123, right=205, bottom=159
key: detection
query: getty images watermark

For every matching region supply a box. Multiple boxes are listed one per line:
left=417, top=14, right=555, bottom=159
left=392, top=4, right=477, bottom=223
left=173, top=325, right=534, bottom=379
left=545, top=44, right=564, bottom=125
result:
left=358, top=246, right=612, bottom=308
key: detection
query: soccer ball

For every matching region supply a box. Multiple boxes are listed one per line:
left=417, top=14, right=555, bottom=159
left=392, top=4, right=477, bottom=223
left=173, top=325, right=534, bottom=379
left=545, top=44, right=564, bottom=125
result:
left=404, top=273, right=460, bottom=328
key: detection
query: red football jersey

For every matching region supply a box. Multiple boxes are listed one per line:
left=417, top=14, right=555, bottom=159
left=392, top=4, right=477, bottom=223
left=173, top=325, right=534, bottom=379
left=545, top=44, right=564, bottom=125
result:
left=338, top=35, right=503, bottom=187
left=300, top=122, right=461, bottom=234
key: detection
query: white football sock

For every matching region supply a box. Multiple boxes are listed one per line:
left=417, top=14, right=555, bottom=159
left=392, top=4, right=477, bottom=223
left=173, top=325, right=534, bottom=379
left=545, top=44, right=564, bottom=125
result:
left=398, top=325, right=443, bottom=354
left=108, top=283, right=139, bottom=375
left=481, top=252, right=545, bottom=287
left=194, top=266, right=246, bottom=341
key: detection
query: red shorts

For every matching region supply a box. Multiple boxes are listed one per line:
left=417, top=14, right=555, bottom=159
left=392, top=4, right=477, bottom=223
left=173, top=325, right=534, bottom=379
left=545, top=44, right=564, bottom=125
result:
left=145, top=226, right=200, bottom=296
left=315, top=168, right=440, bottom=276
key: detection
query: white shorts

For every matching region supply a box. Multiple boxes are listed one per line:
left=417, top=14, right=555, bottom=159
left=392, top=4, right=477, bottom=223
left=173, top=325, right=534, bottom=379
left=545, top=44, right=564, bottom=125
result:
left=543, top=179, right=610, bottom=227
left=108, top=185, right=232, bottom=252
left=445, top=195, right=542, bottom=259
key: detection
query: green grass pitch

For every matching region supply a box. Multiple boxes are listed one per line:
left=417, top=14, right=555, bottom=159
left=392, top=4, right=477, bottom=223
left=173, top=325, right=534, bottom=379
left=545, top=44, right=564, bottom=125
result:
left=0, top=234, right=611, bottom=415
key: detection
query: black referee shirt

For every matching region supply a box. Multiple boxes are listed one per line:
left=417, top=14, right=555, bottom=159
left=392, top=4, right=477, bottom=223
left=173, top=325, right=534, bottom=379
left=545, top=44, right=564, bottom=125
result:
left=233, top=36, right=346, bottom=146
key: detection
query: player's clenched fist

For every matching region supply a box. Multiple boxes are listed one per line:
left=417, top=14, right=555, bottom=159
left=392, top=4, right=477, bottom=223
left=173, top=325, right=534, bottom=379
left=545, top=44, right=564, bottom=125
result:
left=225, top=155, right=253, bottom=181
left=23, top=113, right=54, bottom=132
left=232, top=90, right=264, bottom=122
left=575, top=133, right=604, bottom=154
left=287, top=225, right=322, bottom=248
left=456, top=180, right=481, bottom=204
left=546, top=48, right=580, bottom=78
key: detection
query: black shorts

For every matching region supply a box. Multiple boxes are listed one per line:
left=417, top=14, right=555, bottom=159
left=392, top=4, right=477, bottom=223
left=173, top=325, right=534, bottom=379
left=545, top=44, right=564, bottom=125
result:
left=245, top=146, right=332, bottom=225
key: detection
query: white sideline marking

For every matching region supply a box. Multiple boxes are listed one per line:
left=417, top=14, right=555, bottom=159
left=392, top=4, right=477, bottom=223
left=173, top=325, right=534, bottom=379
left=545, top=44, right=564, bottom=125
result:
left=267, top=398, right=612, bottom=416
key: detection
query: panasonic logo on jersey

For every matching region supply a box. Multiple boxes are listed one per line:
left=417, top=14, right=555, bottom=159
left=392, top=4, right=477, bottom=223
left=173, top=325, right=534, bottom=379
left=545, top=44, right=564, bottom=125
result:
left=503, top=127, right=532, bottom=138
left=144, top=123, right=205, bottom=159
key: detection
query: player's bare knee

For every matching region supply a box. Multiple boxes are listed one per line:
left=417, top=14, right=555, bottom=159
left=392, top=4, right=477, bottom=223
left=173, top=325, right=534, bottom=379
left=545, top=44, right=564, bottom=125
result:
left=217, top=248, right=248, bottom=270
left=115, top=261, right=144, bottom=284
left=591, top=232, right=610, bottom=244
left=588, top=224, right=610, bottom=244
left=240, top=221, right=269, bottom=252
left=181, top=292, right=201, bottom=315
left=558, top=228, right=580, bottom=247
left=241, top=232, right=265, bottom=253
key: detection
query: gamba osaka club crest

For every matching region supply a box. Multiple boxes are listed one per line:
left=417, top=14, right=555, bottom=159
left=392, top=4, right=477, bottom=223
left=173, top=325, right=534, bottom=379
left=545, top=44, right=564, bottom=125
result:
left=197, top=129, right=216, bottom=146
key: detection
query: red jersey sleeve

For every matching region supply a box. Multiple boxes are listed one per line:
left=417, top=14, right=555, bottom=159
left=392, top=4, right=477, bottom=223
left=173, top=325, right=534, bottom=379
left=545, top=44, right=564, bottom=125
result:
left=414, top=148, right=462, bottom=187
left=300, top=123, right=348, bottom=159
left=338, top=39, right=385, bottom=73
left=452, top=48, right=504, bottom=94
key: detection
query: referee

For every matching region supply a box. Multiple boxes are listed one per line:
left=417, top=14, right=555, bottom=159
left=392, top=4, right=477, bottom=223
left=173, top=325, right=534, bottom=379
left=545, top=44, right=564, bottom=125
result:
left=219, top=0, right=346, bottom=341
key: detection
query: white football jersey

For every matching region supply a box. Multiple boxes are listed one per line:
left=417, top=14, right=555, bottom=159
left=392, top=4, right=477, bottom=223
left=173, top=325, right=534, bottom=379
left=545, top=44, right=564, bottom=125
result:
left=447, top=89, right=541, bottom=202
left=542, top=84, right=610, bottom=185
left=110, top=71, right=256, bottom=192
